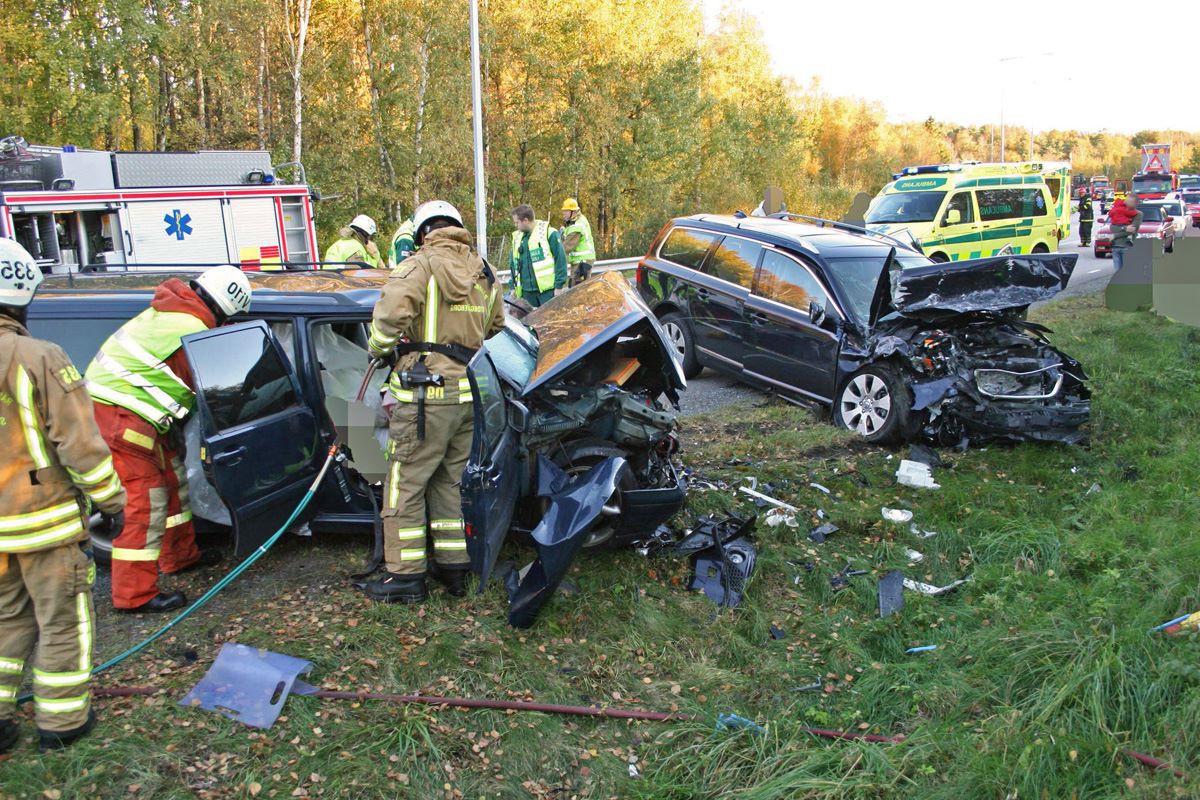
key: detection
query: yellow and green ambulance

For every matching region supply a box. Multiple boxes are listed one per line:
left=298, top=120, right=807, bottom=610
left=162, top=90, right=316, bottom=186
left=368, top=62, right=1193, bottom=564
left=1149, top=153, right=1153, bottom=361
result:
left=865, top=161, right=1071, bottom=263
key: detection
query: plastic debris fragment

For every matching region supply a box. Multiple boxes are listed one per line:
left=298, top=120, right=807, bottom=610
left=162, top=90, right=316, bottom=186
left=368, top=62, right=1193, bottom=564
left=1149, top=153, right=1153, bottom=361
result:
left=896, top=459, right=940, bottom=489
left=881, top=507, right=913, bottom=524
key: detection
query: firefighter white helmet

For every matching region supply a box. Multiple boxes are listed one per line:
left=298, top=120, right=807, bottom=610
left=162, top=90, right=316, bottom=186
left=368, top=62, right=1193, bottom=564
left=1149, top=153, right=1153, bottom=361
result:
left=412, top=200, right=464, bottom=244
left=349, top=214, right=378, bottom=238
left=0, top=238, right=44, bottom=308
left=193, top=265, right=252, bottom=318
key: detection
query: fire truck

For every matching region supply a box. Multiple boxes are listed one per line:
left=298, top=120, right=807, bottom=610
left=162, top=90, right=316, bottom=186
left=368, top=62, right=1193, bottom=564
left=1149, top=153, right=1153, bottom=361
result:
left=0, top=137, right=319, bottom=273
left=1131, top=143, right=1177, bottom=202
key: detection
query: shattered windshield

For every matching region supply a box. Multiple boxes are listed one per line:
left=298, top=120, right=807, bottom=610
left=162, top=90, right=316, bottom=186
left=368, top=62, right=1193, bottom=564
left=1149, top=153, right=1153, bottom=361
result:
left=866, top=191, right=946, bottom=224
left=484, top=318, right=538, bottom=387
left=825, top=254, right=932, bottom=325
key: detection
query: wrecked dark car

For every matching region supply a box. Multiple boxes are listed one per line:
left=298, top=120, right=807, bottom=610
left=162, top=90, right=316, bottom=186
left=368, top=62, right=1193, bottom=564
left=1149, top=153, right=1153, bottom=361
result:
left=462, top=271, right=687, bottom=625
left=637, top=214, right=1089, bottom=445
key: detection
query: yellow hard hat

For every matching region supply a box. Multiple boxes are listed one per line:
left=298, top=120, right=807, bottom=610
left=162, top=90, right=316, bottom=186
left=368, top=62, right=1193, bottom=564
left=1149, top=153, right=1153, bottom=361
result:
left=561, top=198, right=581, bottom=212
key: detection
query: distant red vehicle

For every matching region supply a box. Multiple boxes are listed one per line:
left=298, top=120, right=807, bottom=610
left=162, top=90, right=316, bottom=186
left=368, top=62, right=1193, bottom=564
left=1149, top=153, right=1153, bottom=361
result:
left=1178, top=190, right=1200, bottom=227
left=1093, top=203, right=1177, bottom=257
left=1089, top=175, right=1110, bottom=200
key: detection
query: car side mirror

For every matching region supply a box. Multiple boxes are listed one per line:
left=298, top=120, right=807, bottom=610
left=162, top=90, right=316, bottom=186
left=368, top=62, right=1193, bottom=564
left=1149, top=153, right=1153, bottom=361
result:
left=943, top=209, right=962, bottom=226
left=508, top=399, right=530, bottom=433
left=808, top=299, right=826, bottom=326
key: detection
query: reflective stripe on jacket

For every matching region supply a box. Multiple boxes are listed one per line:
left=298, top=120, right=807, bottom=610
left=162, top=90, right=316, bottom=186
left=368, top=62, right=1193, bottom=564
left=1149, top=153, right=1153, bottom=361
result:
left=510, top=220, right=557, bottom=295
left=324, top=237, right=381, bottom=269
left=85, top=308, right=206, bottom=432
left=0, top=317, right=126, bottom=554
left=561, top=214, right=597, bottom=264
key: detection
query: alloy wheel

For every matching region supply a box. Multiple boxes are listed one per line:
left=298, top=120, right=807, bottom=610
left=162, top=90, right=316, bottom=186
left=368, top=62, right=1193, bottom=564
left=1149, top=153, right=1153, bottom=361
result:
left=839, top=373, right=892, bottom=436
left=662, top=320, right=687, bottom=357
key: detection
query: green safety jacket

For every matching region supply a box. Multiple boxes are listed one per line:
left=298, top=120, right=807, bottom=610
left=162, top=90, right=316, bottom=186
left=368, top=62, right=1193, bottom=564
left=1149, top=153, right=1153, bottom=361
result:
left=390, top=219, right=417, bottom=269
left=510, top=221, right=563, bottom=297
left=324, top=237, right=381, bottom=269
left=85, top=308, right=207, bottom=433
left=561, top=214, right=596, bottom=264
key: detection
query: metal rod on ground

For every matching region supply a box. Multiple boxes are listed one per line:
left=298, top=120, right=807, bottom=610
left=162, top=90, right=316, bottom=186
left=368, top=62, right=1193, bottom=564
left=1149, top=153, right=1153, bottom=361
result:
left=469, top=0, right=487, bottom=259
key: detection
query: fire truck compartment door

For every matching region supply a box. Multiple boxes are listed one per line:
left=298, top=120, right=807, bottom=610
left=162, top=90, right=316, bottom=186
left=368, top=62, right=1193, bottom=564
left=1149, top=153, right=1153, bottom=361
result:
left=125, top=199, right=231, bottom=265
left=228, top=197, right=284, bottom=268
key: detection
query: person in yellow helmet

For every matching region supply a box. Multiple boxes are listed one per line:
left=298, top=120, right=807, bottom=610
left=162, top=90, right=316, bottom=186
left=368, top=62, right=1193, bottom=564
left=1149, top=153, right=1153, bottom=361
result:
left=559, top=198, right=596, bottom=287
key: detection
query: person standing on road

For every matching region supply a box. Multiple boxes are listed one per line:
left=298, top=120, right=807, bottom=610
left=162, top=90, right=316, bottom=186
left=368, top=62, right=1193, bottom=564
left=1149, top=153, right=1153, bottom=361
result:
left=364, top=201, right=506, bottom=604
left=86, top=266, right=252, bottom=613
left=559, top=198, right=597, bottom=287
left=324, top=215, right=382, bottom=269
left=0, top=239, right=126, bottom=753
left=389, top=215, right=417, bottom=270
left=509, top=204, right=568, bottom=307
left=1108, top=196, right=1143, bottom=272
left=1078, top=194, right=1094, bottom=246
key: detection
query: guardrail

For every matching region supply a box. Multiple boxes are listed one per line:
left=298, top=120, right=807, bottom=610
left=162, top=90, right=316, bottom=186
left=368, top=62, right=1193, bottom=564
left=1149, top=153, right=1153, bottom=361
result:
left=494, top=255, right=641, bottom=286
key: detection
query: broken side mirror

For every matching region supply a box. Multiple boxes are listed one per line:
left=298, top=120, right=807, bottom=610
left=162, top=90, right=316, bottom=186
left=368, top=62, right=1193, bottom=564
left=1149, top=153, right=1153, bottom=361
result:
left=508, top=399, right=530, bottom=433
left=807, top=299, right=826, bottom=326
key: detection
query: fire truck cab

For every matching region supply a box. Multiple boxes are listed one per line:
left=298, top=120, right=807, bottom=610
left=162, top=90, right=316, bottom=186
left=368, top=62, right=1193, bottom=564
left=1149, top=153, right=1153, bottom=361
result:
left=0, top=137, right=319, bottom=273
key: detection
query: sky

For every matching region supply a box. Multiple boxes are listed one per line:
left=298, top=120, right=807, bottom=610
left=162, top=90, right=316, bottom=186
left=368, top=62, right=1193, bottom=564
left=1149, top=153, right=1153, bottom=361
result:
left=701, top=0, right=1200, bottom=134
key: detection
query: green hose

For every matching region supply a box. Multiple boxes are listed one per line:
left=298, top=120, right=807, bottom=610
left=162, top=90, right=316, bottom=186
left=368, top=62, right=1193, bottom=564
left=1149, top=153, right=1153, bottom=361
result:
left=18, top=444, right=340, bottom=705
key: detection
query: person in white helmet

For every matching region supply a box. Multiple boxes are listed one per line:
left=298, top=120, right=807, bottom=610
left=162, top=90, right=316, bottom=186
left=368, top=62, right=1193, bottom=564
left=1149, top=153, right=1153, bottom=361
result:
left=85, top=266, right=252, bottom=613
left=323, top=214, right=382, bottom=269
left=0, top=239, right=126, bottom=752
left=364, top=200, right=505, bottom=603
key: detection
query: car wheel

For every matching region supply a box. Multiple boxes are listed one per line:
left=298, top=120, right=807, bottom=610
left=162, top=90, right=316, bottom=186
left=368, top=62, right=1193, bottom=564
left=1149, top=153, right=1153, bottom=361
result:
left=834, top=364, right=913, bottom=444
left=89, top=513, right=114, bottom=568
left=928, top=252, right=949, bottom=264
left=545, top=439, right=638, bottom=549
left=1032, top=243, right=1049, bottom=254
left=659, top=311, right=702, bottom=379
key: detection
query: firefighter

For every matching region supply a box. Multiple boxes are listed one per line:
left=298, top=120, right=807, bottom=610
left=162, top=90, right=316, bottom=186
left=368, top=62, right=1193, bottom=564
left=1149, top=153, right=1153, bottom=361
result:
left=324, top=215, right=382, bottom=269
left=85, top=266, right=252, bottom=613
left=509, top=204, right=568, bottom=307
left=1077, top=194, right=1094, bottom=246
left=389, top=216, right=417, bottom=270
left=559, top=198, right=596, bottom=287
left=364, top=200, right=505, bottom=603
left=0, top=239, right=126, bottom=752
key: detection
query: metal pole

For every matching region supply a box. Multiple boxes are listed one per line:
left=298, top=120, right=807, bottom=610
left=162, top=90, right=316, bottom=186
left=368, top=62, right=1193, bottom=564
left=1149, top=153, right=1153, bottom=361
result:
left=469, top=0, right=487, bottom=259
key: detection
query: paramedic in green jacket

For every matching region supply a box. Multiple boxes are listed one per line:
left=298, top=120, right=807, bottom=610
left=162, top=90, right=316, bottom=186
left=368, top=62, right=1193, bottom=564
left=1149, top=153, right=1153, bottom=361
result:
left=509, top=204, right=568, bottom=308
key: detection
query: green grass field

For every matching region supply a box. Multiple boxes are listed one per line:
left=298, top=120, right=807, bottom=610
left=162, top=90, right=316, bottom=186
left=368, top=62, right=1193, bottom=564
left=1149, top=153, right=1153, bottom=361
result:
left=3, top=293, right=1199, bottom=799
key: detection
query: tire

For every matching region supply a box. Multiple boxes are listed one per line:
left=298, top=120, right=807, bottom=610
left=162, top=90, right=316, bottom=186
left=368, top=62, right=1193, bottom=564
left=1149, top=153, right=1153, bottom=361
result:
left=659, top=311, right=702, bottom=380
left=1032, top=243, right=1049, bottom=254
left=89, top=513, right=113, bottom=568
left=928, top=252, right=949, bottom=264
left=833, top=364, right=913, bottom=445
left=544, top=439, right=638, bottom=549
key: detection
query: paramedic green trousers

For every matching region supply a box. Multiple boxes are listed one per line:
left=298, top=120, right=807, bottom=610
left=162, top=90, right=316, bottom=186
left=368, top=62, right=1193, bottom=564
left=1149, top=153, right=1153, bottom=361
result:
left=0, top=543, right=96, bottom=732
left=383, top=402, right=473, bottom=575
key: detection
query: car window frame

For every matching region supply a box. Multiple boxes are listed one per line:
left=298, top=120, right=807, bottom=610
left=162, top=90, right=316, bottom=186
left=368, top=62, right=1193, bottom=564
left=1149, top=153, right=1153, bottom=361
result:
left=751, top=245, right=845, bottom=323
left=707, top=232, right=766, bottom=289
left=655, top=226, right=721, bottom=273
left=974, top=187, right=1050, bottom=222
left=941, top=191, right=975, bottom=227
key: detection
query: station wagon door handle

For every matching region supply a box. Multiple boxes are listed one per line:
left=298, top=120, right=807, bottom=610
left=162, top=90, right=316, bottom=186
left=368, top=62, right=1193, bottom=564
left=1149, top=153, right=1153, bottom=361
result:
left=748, top=311, right=770, bottom=325
left=696, top=288, right=711, bottom=300
left=212, top=446, right=248, bottom=465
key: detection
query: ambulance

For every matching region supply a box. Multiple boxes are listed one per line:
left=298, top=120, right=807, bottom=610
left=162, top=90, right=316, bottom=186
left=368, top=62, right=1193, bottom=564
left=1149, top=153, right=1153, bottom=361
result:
left=0, top=136, right=319, bottom=273
left=865, top=161, right=1070, bottom=263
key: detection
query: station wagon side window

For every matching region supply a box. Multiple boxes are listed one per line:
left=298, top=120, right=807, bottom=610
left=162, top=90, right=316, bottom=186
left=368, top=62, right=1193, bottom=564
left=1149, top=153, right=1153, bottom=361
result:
left=188, top=324, right=301, bottom=431
left=658, top=228, right=719, bottom=270
left=755, top=250, right=830, bottom=313
left=976, top=188, right=1048, bottom=220
left=942, top=192, right=974, bottom=226
left=707, top=235, right=762, bottom=288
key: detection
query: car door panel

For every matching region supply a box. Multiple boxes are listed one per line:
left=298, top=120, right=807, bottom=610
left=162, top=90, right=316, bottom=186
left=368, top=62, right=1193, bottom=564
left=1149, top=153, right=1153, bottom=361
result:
left=182, top=320, right=323, bottom=557
left=691, top=235, right=763, bottom=368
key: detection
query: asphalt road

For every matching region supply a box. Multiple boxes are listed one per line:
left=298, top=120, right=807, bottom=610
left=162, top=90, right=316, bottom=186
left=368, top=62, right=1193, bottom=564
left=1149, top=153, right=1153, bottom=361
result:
left=675, top=204, right=1197, bottom=417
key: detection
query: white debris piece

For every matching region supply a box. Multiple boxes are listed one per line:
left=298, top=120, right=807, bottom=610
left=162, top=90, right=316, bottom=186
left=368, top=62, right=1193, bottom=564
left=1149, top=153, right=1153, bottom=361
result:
left=765, top=508, right=798, bottom=528
left=739, top=486, right=799, bottom=512
left=881, top=507, right=914, bottom=524
left=903, top=576, right=972, bottom=596
left=904, top=548, right=925, bottom=563
left=809, top=482, right=831, bottom=495
left=910, top=525, right=938, bottom=539
left=896, top=459, right=940, bottom=489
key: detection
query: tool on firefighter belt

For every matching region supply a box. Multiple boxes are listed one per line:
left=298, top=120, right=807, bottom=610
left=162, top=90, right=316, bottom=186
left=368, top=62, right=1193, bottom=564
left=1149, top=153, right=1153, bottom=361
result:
left=398, top=361, right=444, bottom=440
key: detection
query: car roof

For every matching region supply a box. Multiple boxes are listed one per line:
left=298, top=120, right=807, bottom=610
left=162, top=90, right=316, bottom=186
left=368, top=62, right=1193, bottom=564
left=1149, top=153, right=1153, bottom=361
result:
left=673, top=214, right=900, bottom=260
left=32, top=269, right=387, bottom=315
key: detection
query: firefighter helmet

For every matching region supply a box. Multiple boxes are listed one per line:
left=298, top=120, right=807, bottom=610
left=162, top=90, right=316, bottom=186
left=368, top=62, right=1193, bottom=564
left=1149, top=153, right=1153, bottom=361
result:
left=193, top=265, right=252, bottom=318
left=0, top=239, right=44, bottom=308
left=412, top=200, right=464, bottom=245
left=349, top=214, right=378, bottom=238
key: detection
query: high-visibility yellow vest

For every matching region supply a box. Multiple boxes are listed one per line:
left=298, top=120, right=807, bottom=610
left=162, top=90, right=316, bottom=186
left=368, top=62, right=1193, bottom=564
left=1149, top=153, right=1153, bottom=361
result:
left=561, top=214, right=596, bottom=264
left=390, top=219, right=417, bottom=270
left=324, top=237, right=380, bottom=269
left=510, top=220, right=556, bottom=296
left=85, top=309, right=207, bottom=432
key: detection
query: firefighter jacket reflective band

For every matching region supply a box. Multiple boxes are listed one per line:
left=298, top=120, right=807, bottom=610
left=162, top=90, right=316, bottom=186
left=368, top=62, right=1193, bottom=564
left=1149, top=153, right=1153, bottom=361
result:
left=368, top=227, right=506, bottom=405
left=84, top=308, right=206, bottom=433
left=561, top=214, right=596, bottom=264
left=0, top=316, right=125, bottom=734
left=324, top=237, right=381, bottom=269
left=510, top=220, right=558, bottom=295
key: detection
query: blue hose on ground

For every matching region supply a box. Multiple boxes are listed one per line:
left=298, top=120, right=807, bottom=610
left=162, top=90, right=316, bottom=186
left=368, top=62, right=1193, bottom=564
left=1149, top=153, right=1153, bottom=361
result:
left=18, top=444, right=340, bottom=704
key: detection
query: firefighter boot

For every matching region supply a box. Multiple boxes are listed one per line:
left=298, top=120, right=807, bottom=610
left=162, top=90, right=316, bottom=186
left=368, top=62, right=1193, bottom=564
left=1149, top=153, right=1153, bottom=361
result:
left=38, top=710, right=96, bottom=752
left=429, top=562, right=470, bottom=597
left=364, top=572, right=427, bottom=604
left=120, top=591, right=187, bottom=614
left=0, top=719, right=18, bottom=754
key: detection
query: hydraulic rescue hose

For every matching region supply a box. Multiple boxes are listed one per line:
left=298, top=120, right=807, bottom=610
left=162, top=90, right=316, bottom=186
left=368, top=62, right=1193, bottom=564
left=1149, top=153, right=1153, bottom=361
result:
left=17, top=444, right=342, bottom=705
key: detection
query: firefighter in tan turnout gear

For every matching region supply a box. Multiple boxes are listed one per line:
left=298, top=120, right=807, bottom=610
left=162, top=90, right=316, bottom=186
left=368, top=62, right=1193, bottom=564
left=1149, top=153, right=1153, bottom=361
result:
left=0, top=239, right=127, bottom=753
left=364, top=200, right=505, bottom=603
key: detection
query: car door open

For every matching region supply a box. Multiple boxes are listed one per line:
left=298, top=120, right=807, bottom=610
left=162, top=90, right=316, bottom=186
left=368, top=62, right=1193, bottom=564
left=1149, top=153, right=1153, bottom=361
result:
left=182, top=320, right=323, bottom=557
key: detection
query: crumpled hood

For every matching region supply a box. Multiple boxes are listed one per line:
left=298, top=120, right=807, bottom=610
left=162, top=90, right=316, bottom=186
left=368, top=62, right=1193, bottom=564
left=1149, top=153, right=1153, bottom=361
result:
left=152, top=278, right=217, bottom=327
left=872, top=253, right=1078, bottom=326
left=422, top=228, right=485, bottom=303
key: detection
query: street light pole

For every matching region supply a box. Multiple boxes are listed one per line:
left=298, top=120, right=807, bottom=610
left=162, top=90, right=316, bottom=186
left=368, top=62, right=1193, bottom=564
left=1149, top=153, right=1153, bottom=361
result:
left=998, top=52, right=1054, bottom=164
left=469, top=0, right=487, bottom=259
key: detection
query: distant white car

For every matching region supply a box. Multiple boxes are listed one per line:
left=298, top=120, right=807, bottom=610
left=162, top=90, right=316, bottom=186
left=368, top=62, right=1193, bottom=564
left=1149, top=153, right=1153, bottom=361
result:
left=1146, top=200, right=1190, bottom=240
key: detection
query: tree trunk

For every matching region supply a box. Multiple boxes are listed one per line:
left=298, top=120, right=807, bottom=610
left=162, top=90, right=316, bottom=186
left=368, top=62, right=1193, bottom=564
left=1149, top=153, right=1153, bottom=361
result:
left=195, top=67, right=207, bottom=147
left=284, top=0, right=314, bottom=164
left=411, top=22, right=432, bottom=212
left=256, top=26, right=267, bottom=149
left=360, top=0, right=397, bottom=216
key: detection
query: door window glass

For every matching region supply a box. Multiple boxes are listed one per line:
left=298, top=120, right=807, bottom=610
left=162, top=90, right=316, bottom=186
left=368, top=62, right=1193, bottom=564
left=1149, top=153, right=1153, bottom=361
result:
left=976, top=188, right=1048, bottom=221
left=188, top=324, right=300, bottom=431
left=708, top=236, right=762, bottom=288
left=659, top=228, right=718, bottom=270
left=942, top=192, right=974, bottom=225
left=756, top=250, right=829, bottom=312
